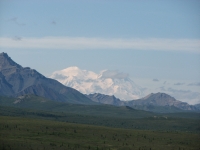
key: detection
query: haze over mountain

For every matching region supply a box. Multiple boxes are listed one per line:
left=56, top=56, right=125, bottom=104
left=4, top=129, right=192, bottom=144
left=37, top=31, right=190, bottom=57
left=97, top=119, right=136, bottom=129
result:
left=0, top=52, right=95, bottom=104
left=50, top=66, right=144, bottom=100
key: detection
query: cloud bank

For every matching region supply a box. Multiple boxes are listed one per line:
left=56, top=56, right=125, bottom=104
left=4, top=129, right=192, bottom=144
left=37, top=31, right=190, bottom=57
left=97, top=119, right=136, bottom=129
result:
left=0, top=37, right=200, bottom=52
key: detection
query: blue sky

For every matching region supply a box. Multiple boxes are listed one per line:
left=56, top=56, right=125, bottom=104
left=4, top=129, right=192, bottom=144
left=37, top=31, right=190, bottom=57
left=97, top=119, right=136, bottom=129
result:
left=0, top=0, right=200, bottom=104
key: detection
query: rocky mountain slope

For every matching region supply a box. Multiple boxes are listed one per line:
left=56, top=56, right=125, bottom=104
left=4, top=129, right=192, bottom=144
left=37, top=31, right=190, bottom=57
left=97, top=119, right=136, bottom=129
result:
left=50, top=66, right=144, bottom=100
left=128, top=93, right=197, bottom=111
left=86, top=93, right=124, bottom=106
left=0, top=52, right=95, bottom=104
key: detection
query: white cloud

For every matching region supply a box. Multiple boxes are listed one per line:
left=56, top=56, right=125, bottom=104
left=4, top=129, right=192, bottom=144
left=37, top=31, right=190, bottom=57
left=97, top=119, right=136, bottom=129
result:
left=0, top=37, right=200, bottom=52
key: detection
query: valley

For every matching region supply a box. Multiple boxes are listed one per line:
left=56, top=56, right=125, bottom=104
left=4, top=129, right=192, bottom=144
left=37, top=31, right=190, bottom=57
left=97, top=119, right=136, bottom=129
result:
left=0, top=52, right=200, bottom=149
left=0, top=95, right=200, bottom=132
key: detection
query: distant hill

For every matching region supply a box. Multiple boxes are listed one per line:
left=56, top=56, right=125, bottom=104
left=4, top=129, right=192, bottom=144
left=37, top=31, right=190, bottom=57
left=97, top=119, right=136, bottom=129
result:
left=86, top=93, right=198, bottom=113
left=127, top=93, right=197, bottom=110
left=0, top=52, right=95, bottom=104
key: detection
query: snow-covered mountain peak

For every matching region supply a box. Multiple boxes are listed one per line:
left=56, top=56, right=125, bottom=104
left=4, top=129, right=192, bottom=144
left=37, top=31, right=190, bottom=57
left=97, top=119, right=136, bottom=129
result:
left=50, top=66, right=98, bottom=80
left=57, top=66, right=83, bottom=76
left=50, top=67, right=144, bottom=100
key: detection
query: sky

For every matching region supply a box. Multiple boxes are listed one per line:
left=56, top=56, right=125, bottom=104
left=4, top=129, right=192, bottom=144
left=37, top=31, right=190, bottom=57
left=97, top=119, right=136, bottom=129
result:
left=0, top=0, right=200, bottom=104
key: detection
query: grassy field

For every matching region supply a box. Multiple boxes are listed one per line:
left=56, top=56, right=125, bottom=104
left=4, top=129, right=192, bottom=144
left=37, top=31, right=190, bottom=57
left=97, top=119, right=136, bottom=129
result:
left=0, top=116, right=200, bottom=150
left=0, top=95, right=200, bottom=149
left=1, top=105, right=200, bottom=132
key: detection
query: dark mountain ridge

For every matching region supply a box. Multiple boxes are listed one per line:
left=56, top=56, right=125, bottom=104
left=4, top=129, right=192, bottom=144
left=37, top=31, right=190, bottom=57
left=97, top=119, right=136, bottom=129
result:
left=0, top=52, right=95, bottom=104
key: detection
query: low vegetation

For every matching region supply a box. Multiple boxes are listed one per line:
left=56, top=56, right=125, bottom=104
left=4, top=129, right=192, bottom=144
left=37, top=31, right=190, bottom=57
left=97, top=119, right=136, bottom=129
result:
left=1, top=116, right=200, bottom=150
left=1, top=105, right=200, bottom=132
left=0, top=95, right=200, bottom=149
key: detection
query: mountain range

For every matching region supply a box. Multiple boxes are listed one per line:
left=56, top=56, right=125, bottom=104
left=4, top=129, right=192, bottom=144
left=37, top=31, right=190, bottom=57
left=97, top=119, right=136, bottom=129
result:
left=0, top=52, right=199, bottom=113
left=86, top=93, right=198, bottom=112
left=0, top=52, right=95, bottom=104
